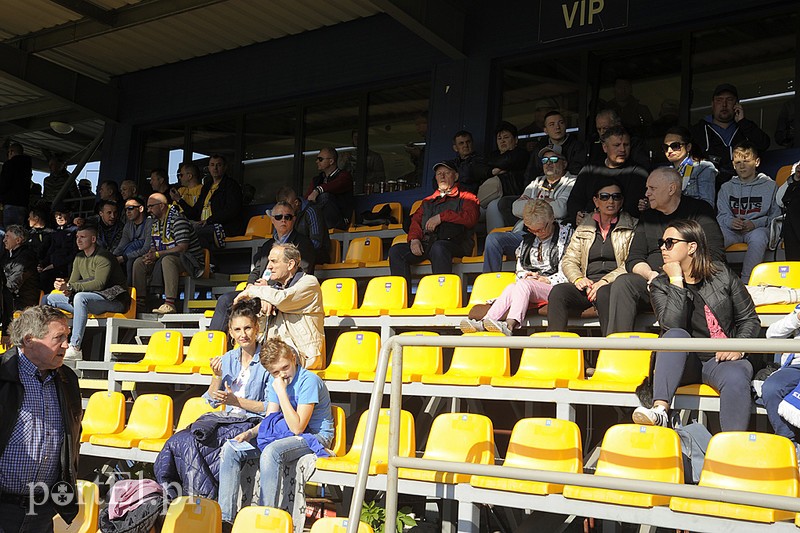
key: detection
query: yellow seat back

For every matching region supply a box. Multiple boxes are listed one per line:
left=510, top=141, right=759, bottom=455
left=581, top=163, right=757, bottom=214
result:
left=595, top=424, right=683, bottom=483
left=53, top=480, right=99, bottom=533
left=161, top=496, right=221, bottom=533
left=506, top=418, right=583, bottom=473
left=324, top=331, right=381, bottom=374
left=410, top=200, right=423, bottom=216
left=776, top=164, right=793, bottom=187
left=420, top=412, right=494, bottom=466
left=448, top=331, right=510, bottom=378
left=246, top=215, right=273, bottom=238
left=349, top=408, right=416, bottom=462
left=749, top=262, right=800, bottom=313
left=518, top=332, right=584, bottom=382
left=345, top=236, right=383, bottom=264
left=144, top=330, right=184, bottom=365
left=372, top=202, right=403, bottom=225
left=411, top=274, right=462, bottom=310
left=309, top=517, right=374, bottom=533
left=321, top=278, right=358, bottom=315
left=232, top=506, right=292, bottom=533
left=176, top=397, right=221, bottom=431
left=391, top=234, right=408, bottom=246
left=393, top=331, right=442, bottom=378
left=81, top=391, right=126, bottom=442
left=328, top=240, right=342, bottom=264
left=330, top=405, right=347, bottom=458
left=466, top=272, right=516, bottom=305
left=126, top=393, right=174, bottom=440
left=185, top=330, right=228, bottom=368
left=592, top=332, right=657, bottom=384
left=360, top=276, right=407, bottom=311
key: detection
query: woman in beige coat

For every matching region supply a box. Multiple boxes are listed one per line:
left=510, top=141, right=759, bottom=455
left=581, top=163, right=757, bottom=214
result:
left=546, top=178, right=636, bottom=334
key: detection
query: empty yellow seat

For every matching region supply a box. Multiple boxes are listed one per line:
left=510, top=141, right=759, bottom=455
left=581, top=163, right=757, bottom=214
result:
left=53, top=480, right=99, bottom=533
left=227, top=214, right=272, bottom=242
left=232, top=506, right=292, bottom=533
left=330, top=405, right=347, bottom=458
left=726, top=243, right=748, bottom=252
left=320, top=278, right=358, bottom=316
left=113, top=330, right=184, bottom=372
left=358, top=331, right=442, bottom=382
left=80, top=391, right=126, bottom=443
left=89, top=394, right=173, bottom=448
left=563, top=424, right=683, bottom=507
left=317, top=236, right=383, bottom=270
left=351, top=202, right=403, bottom=231
left=155, top=330, right=228, bottom=374
left=389, top=274, right=462, bottom=316
left=471, top=418, right=583, bottom=495
left=399, top=412, right=494, bottom=484
left=340, top=276, right=407, bottom=316
left=670, top=432, right=799, bottom=523
left=309, top=517, right=374, bottom=533
left=365, top=234, right=408, bottom=268
left=316, top=408, right=416, bottom=475
left=444, top=272, right=516, bottom=315
left=139, top=397, right=222, bottom=452
left=313, top=331, right=380, bottom=381
left=567, top=332, right=658, bottom=392
left=491, top=332, right=583, bottom=389
left=161, top=496, right=221, bottom=533
left=421, top=332, right=509, bottom=386
left=749, top=261, right=800, bottom=313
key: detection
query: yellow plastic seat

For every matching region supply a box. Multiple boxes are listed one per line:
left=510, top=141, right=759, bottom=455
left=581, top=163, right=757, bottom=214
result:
left=89, top=394, right=173, bottom=448
left=227, top=214, right=272, bottom=242
left=358, top=331, right=442, bottom=382
left=161, top=496, right=221, bottom=533
left=471, top=418, right=583, bottom=495
left=389, top=274, right=462, bottom=316
left=568, top=332, right=658, bottom=392
left=563, top=424, right=683, bottom=507
left=320, top=278, right=358, bottom=316
left=368, top=234, right=408, bottom=267
left=492, top=332, right=583, bottom=389
left=309, top=517, right=374, bottom=533
left=726, top=242, right=748, bottom=252
left=670, top=432, right=800, bottom=523
left=113, top=330, right=184, bottom=372
left=155, top=330, right=228, bottom=374
left=52, top=287, right=136, bottom=320
left=232, top=506, right=292, bottom=533
left=748, top=261, right=800, bottom=313
left=776, top=164, right=793, bottom=187
left=340, top=276, right=407, bottom=317
left=80, top=391, right=126, bottom=443
left=421, top=332, right=509, bottom=386
left=444, top=272, right=516, bottom=315
left=330, top=405, right=347, bottom=458
left=317, top=408, right=416, bottom=475
left=399, top=412, right=494, bottom=484
left=313, top=331, right=380, bottom=381
left=53, top=480, right=99, bottom=533
left=675, top=383, right=719, bottom=397
left=139, top=397, right=222, bottom=452
left=317, top=236, right=383, bottom=270
left=352, top=202, right=403, bottom=231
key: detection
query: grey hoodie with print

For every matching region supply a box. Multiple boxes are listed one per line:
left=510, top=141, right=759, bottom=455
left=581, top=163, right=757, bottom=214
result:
left=716, top=172, right=780, bottom=230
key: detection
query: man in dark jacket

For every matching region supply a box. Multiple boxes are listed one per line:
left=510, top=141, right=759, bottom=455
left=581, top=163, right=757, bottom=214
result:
left=690, top=83, right=771, bottom=187
left=182, top=154, right=245, bottom=247
left=451, top=130, right=491, bottom=196
left=1, top=225, right=40, bottom=341
left=525, top=111, right=587, bottom=177
left=305, top=147, right=354, bottom=230
left=0, top=306, right=82, bottom=530
left=0, top=143, right=33, bottom=228
left=276, top=186, right=330, bottom=265
left=208, top=201, right=315, bottom=332
left=606, top=167, right=725, bottom=333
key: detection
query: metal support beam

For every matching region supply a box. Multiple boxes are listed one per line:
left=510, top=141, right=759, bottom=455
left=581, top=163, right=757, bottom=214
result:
left=0, top=42, right=118, bottom=121
left=370, top=0, right=465, bottom=59
left=0, top=97, right=71, bottom=122
left=48, top=0, right=116, bottom=26
left=9, top=0, right=228, bottom=53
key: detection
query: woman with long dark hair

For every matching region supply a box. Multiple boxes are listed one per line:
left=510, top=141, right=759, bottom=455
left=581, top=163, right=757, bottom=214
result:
left=662, top=126, right=717, bottom=207
left=633, top=218, right=759, bottom=430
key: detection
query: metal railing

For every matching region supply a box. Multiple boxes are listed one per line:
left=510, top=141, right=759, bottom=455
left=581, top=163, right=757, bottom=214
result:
left=344, top=334, right=800, bottom=533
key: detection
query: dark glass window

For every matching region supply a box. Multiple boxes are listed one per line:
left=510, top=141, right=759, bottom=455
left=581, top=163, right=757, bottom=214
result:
left=243, top=108, right=297, bottom=204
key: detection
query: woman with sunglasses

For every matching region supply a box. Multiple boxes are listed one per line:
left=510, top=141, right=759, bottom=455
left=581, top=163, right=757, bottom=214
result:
left=662, top=126, right=717, bottom=208
left=547, top=178, right=636, bottom=335
left=460, top=199, right=572, bottom=336
left=633, top=218, right=759, bottom=429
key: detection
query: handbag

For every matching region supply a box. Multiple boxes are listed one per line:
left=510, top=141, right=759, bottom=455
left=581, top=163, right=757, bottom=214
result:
left=769, top=213, right=785, bottom=251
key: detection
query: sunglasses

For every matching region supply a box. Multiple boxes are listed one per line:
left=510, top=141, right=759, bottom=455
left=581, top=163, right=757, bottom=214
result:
left=541, top=156, right=562, bottom=165
left=658, top=237, right=689, bottom=250
left=662, top=141, right=685, bottom=152
left=125, top=206, right=141, bottom=211
left=596, top=192, right=623, bottom=201
left=273, top=214, right=294, bottom=221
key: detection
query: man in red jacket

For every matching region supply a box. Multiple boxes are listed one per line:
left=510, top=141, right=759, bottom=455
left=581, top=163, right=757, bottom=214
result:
left=305, top=147, right=353, bottom=230
left=388, top=161, right=479, bottom=286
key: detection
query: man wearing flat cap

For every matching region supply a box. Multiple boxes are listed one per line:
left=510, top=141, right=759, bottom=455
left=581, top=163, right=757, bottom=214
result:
left=389, top=161, right=479, bottom=287
left=690, top=83, right=771, bottom=187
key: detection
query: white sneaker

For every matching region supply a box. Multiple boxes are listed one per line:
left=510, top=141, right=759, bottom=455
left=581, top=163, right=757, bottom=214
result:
left=459, top=319, right=484, bottom=334
left=483, top=318, right=512, bottom=336
left=64, top=345, right=83, bottom=362
left=632, top=405, right=669, bottom=427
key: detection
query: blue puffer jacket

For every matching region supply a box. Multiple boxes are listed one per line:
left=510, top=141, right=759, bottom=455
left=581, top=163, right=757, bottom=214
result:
left=153, top=412, right=261, bottom=500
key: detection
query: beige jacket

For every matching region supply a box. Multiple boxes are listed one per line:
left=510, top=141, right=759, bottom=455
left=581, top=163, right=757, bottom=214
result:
left=245, top=272, right=325, bottom=369
left=560, top=211, right=637, bottom=284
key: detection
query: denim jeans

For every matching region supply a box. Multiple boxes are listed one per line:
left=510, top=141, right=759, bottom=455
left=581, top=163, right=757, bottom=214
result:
left=762, top=365, right=800, bottom=444
left=0, top=501, right=56, bottom=533
left=46, top=291, right=126, bottom=348
left=482, top=231, right=522, bottom=273
left=218, top=439, right=261, bottom=523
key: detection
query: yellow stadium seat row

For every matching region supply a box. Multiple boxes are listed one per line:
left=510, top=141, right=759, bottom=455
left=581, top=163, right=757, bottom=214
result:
left=113, top=330, right=227, bottom=374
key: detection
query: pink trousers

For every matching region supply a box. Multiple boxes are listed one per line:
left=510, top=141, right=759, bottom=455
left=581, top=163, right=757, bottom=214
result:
left=484, top=278, right=552, bottom=327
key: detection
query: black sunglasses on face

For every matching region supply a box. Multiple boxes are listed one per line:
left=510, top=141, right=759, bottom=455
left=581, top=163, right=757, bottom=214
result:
left=541, top=156, right=561, bottom=165
left=658, top=237, right=689, bottom=250
left=125, top=206, right=141, bottom=211
left=662, top=141, right=685, bottom=152
left=273, top=214, right=294, bottom=221
left=596, top=192, right=623, bottom=201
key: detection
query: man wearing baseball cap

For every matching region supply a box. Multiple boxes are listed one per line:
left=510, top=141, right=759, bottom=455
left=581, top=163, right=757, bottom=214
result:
left=388, top=160, right=479, bottom=289
left=690, top=83, right=770, bottom=186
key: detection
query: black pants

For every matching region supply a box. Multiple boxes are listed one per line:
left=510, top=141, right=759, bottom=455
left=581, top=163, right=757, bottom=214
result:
left=784, top=219, right=800, bottom=261
left=606, top=273, right=653, bottom=334
left=547, top=282, right=613, bottom=335
left=389, top=240, right=464, bottom=293
left=208, top=289, right=241, bottom=332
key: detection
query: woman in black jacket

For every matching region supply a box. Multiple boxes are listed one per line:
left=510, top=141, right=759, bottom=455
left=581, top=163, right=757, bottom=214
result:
left=633, top=218, right=760, bottom=431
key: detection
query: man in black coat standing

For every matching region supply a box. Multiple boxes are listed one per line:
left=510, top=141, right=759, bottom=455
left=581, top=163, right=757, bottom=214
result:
left=0, top=143, right=33, bottom=229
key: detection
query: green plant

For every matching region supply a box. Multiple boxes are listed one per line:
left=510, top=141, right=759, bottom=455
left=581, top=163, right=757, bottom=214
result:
left=360, top=500, right=418, bottom=533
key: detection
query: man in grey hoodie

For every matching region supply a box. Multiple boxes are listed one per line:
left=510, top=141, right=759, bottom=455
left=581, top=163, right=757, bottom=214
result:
left=716, top=142, right=780, bottom=282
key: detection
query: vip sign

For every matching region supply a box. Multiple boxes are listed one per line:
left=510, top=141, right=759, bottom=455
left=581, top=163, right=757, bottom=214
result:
left=539, top=0, right=628, bottom=42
